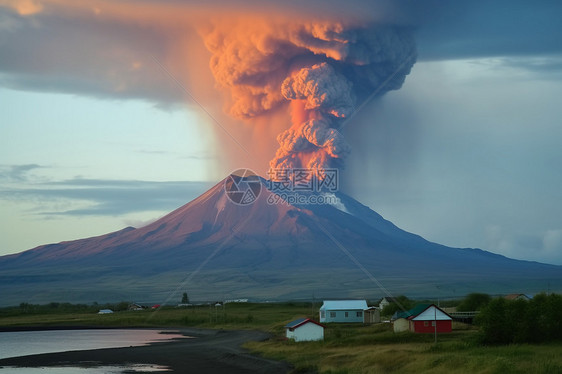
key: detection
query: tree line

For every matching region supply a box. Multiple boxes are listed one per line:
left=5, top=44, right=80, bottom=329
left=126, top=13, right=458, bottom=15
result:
left=476, top=292, right=562, bottom=344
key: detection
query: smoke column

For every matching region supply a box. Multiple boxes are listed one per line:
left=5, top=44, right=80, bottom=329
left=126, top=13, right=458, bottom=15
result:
left=0, top=1, right=417, bottom=180
left=202, top=19, right=416, bottom=179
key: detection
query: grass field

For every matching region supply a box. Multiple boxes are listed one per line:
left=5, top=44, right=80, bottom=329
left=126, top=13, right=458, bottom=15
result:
left=246, top=323, right=562, bottom=374
left=0, top=301, right=317, bottom=330
left=1, top=302, right=561, bottom=374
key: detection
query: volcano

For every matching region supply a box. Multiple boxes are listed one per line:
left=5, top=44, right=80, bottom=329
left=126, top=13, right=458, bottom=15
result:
left=0, top=174, right=560, bottom=306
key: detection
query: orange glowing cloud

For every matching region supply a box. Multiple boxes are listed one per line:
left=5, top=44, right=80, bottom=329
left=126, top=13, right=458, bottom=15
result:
left=199, top=16, right=416, bottom=179
left=0, top=0, right=416, bottom=178
left=0, top=0, right=42, bottom=15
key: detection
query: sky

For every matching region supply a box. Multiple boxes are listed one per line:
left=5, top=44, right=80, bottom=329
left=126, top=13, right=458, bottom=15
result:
left=1, top=0, right=562, bottom=265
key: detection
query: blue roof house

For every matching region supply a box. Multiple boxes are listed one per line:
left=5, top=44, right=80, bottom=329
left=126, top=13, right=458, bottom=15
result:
left=319, top=300, right=368, bottom=323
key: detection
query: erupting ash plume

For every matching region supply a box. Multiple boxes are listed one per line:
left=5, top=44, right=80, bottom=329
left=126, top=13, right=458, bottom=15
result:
left=0, top=1, right=417, bottom=179
left=202, top=20, right=416, bottom=179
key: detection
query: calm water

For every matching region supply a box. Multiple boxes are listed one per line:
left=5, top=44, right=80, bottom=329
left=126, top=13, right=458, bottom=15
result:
left=0, top=329, right=188, bottom=373
left=0, top=365, right=171, bottom=373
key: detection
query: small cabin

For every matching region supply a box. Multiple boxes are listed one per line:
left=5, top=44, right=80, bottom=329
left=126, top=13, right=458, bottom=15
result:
left=285, top=318, right=325, bottom=342
left=393, top=317, right=410, bottom=333
left=363, top=307, right=381, bottom=324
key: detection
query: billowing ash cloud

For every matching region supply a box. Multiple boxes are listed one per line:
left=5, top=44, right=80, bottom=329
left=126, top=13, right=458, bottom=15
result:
left=282, top=63, right=354, bottom=118
left=0, top=1, right=417, bottom=178
left=202, top=21, right=416, bottom=179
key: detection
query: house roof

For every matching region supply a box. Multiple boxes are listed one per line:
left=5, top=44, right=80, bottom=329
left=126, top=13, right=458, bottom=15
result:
left=394, top=304, right=430, bottom=320
left=320, top=300, right=368, bottom=311
left=394, top=304, right=452, bottom=321
left=504, top=293, right=530, bottom=300
left=285, top=318, right=324, bottom=329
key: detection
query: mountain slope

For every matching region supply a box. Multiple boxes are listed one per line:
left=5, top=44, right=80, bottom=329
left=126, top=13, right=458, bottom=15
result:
left=0, top=175, right=560, bottom=306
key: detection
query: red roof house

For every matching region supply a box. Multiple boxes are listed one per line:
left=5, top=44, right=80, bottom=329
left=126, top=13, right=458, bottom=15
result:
left=504, top=293, right=530, bottom=301
left=285, top=318, right=325, bottom=342
left=394, top=304, right=452, bottom=334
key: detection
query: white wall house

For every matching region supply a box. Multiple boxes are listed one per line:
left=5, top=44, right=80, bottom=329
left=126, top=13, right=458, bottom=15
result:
left=379, top=297, right=399, bottom=311
left=393, top=318, right=410, bottom=332
left=319, top=300, right=368, bottom=323
left=285, top=318, right=325, bottom=342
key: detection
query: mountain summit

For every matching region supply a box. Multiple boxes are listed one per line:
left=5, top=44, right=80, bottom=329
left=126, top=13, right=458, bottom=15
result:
left=0, top=174, right=560, bottom=305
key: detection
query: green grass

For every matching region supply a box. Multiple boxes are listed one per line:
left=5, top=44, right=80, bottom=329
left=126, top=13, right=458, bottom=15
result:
left=2, top=302, right=561, bottom=374
left=0, top=302, right=318, bottom=331
left=246, top=323, right=562, bottom=374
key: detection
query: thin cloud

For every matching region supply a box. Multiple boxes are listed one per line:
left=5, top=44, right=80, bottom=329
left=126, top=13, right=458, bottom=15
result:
left=134, top=149, right=216, bottom=160
left=500, top=55, right=562, bottom=78
left=0, top=164, right=45, bottom=182
left=0, top=178, right=213, bottom=216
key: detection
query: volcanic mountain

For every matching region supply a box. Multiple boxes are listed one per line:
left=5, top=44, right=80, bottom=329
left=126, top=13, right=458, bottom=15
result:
left=0, top=174, right=560, bottom=306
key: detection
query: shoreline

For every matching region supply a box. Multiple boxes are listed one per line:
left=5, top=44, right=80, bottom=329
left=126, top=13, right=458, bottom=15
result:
left=0, top=327, right=292, bottom=373
left=0, top=325, right=153, bottom=332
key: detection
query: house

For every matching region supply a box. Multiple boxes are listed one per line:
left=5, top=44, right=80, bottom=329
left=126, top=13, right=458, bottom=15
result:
left=224, top=298, right=249, bottom=304
left=504, top=293, right=530, bottom=301
left=393, top=317, right=410, bottom=333
left=98, top=309, right=113, bottom=314
left=363, top=307, right=381, bottom=324
left=128, top=303, right=144, bottom=311
left=285, top=318, right=325, bottom=342
left=378, top=297, right=399, bottom=311
left=319, top=300, right=368, bottom=323
left=393, top=304, right=452, bottom=334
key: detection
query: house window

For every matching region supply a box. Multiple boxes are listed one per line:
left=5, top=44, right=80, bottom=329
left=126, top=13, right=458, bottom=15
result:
left=321, top=311, right=325, bottom=318
left=431, top=321, right=436, bottom=327
left=356, top=311, right=362, bottom=317
left=330, top=312, right=336, bottom=318
left=424, top=321, right=429, bottom=327
left=345, top=312, right=349, bottom=318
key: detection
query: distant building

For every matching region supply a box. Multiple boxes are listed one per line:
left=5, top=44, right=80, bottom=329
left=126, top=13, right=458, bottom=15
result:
left=285, top=318, right=325, bottom=342
left=98, top=309, right=114, bottom=314
left=393, top=304, right=452, bottom=334
left=319, top=300, right=368, bottom=323
left=224, top=299, right=249, bottom=304
left=378, top=297, right=399, bottom=311
left=128, top=303, right=144, bottom=311
left=504, top=294, right=531, bottom=301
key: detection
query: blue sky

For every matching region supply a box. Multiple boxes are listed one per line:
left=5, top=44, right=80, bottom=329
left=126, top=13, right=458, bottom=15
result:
left=1, top=0, right=562, bottom=265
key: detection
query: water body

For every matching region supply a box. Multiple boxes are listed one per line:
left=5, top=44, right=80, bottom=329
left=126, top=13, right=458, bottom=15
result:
left=0, top=329, right=188, bottom=373
left=1, top=364, right=171, bottom=373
